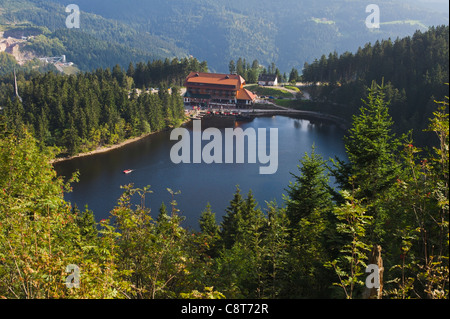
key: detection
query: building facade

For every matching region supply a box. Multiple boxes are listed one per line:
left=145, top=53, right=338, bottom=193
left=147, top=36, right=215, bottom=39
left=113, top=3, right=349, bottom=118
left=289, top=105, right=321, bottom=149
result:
left=258, top=74, right=278, bottom=86
left=184, top=72, right=256, bottom=109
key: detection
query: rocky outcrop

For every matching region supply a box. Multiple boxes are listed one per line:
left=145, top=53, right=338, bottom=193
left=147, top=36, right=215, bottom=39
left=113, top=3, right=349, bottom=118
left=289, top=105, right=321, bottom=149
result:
left=0, top=34, right=36, bottom=65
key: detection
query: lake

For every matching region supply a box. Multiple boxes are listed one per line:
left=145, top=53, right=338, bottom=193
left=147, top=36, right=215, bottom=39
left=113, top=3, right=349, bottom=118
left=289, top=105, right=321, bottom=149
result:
left=54, top=115, right=347, bottom=230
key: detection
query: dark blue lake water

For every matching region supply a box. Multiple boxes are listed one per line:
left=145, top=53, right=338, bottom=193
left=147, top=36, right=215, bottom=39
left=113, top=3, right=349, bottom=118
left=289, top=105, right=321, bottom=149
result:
left=54, top=116, right=347, bottom=230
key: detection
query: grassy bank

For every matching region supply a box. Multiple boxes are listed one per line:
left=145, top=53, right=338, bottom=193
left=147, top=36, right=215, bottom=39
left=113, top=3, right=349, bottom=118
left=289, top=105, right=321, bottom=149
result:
left=246, top=84, right=294, bottom=98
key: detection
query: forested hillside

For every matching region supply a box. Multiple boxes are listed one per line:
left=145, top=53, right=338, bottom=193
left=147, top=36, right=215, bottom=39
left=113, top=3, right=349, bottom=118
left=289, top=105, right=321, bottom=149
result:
left=45, top=0, right=449, bottom=72
left=298, top=25, right=449, bottom=147
left=0, top=59, right=204, bottom=156
left=0, top=0, right=448, bottom=302
left=2, top=0, right=448, bottom=73
left=0, top=0, right=188, bottom=71
left=0, top=83, right=448, bottom=299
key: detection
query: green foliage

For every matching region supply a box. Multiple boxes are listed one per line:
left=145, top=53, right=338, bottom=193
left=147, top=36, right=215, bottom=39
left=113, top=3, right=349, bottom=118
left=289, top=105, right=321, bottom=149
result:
left=111, top=185, right=182, bottom=298
left=33, top=0, right=449, bottom=72
left=282, top=147, right=336, bottom=298
left=0, top=130, right=129, bottom=298
left=301, top=26, right=449, bottom=146
left=1, top=0, right=188, bottom=71
left=23, top=34, right=65, bottom=57
left=198, top=203, right=220, bottom=258
left=285, top=146, right=333, bottom=228
left=385, top=93, right=449, bottom=299
left=0, top=52, right=19, bottom=76
left=0, top=52, right=57, bottom=77
left=325, top=191, right=373, bottom=299
left=228, top=58, right=262, bottom=84
left=0, top=85, right=448, bottom=299
left=179, top=286, right=225, bottom=299
left=245, top=84, right=294, bottom=99
left=332, top=82, right=403, bottom=245
left=0, top=65, right=188, bottom=157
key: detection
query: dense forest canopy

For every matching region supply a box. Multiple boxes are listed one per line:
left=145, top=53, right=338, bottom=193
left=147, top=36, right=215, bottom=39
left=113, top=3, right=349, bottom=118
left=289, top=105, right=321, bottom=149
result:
left=0, top=83, right=448, bottom=299
left=0, top=0, right=187, bottom=71
left=0, top=0, right=448, bottom=302
left=1, top=0, right=448, bottom=73
left=0, top=56, right=207, bottom=156
left=295, top=25, right=449, bottom=147
left=43, top=0, right=449, bottom=72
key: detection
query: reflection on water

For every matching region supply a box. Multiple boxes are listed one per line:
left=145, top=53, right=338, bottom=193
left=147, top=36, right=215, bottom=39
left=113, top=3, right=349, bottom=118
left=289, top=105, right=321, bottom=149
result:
left=54, top=116, right=347, bottom=230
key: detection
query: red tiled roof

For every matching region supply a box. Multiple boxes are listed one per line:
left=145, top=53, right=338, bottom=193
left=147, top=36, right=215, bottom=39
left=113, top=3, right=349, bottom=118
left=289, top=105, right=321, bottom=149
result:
left=185, top=72, right=245, bottom=90
left=236, top=88, right=256, bottom=101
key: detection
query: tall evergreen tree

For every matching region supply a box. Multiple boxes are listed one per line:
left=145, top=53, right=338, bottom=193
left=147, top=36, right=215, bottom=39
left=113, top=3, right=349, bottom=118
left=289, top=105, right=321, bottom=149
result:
left=220, top=186, right=245, bottom=249
left=336, top=81, right=402, bottom=244
left=285, top=145, right=333, bottom=230
left=199, top=203, right=220, bottom=258
left=283, top=146, right=335, bottom=297
left=199, top=203, right=220, bottom=238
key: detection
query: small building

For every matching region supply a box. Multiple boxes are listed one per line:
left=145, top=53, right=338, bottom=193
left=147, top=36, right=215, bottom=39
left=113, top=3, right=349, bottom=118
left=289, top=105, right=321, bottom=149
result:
left=184, top=72, right=256, bottom=109
left=258, top=74, right=278, bottom=86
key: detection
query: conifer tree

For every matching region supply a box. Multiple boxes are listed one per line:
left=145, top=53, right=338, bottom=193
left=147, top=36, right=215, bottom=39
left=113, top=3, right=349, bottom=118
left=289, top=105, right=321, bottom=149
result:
left=343, top=81, right=402, bottom=199
left=199, top=203, right=220, bottom=258
left=283, top=146, right=335, bottom=297
left=285, top=145, right=333, bottom=230
left=199, top=203, right=220, bottom=238
left=220, top=186, right=244, bottom=249
left=262, top=202, right=290, bottom=298
left=333, top=81, right=402, bottom=244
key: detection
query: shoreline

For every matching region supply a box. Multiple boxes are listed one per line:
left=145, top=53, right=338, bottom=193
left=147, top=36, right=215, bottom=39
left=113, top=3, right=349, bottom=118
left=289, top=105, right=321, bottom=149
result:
left=50, top=132, right=154, bottom=164
left=51, top=107, right=348, bottom=165
left=51, top=118, right=192, bottom=164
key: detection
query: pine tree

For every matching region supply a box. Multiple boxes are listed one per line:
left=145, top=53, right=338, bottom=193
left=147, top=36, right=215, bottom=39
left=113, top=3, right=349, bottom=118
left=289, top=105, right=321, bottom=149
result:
left=157, top=202, right=169, bottom=224
left=199, top=203, right=220, bottom=258
left=126, top=62, right=135, bottom=79
left=220, top=186, right=245, bottom=249
left=285, top=145, right=333, bottom=230
left=75, top=205, right=99, bottom=244
left=283, top=146, right=335, bottom=297
left=262, top=202, right=290, bottom=298
left=289, top=68, right=299, bottom=83
left=199, top=203, right=220, bottom=238
left=229, top=60, right=236, bottom=74
left=335, top=81, right=402, bottom=243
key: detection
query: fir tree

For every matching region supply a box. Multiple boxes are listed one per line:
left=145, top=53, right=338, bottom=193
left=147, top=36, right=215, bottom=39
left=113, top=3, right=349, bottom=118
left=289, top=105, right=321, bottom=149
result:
left=220, top=186, right=244, bottom=249
left=285, top=145, right=333, bottom=230
left=199, top=203, right=220, bottom=238
left=334, top=81, right=403, bottom=244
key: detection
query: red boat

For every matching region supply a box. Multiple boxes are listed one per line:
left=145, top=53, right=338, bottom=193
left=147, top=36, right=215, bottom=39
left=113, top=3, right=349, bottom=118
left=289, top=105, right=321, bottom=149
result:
left=123, top=169, right=133, bottom=174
